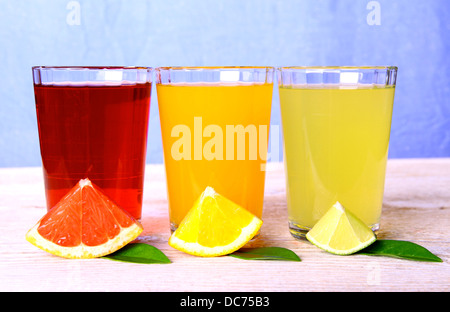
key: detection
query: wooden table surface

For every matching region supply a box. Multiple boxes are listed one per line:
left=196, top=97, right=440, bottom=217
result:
left=0, top=158, right=449, bottom=292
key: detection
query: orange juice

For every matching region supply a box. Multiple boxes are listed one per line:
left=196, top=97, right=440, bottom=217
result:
left=157, top=82, right=273, bottom=230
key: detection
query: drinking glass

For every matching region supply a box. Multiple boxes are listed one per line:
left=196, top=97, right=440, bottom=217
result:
left=156, top=66, right=274, bottom=231
left=33, top=66, right=152, bottom=220
left=278, top=66, right=397, bottom=238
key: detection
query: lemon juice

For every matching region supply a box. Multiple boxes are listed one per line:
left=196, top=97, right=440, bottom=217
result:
left=279, top=85, right=395, bottom=237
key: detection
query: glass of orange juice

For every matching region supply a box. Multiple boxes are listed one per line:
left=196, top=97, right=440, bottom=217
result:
left=156, top=66, right=274, bottom=231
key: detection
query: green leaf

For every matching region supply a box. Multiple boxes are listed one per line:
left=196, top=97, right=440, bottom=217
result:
left=103, top=243, right=171, bottom=264
left=229, top=247, right=301, bottom=261
left=357, top=239, right=442, bottom=262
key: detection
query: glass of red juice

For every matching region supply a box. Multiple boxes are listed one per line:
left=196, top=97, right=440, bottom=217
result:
left=32, top=66, right=152, bottom=220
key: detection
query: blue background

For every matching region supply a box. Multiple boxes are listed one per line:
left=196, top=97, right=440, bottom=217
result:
left=0, top=0, right=449, bottom=167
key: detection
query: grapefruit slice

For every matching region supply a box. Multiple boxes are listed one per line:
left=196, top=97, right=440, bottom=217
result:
left=26, top=178, right=143, bottom=259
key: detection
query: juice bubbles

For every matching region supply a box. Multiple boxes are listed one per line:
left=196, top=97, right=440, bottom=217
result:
left=279, top=81, right=396, bottom=237
left=157, top=69, right=273, bottom=230
left=33, top=67, right=152, bottom=220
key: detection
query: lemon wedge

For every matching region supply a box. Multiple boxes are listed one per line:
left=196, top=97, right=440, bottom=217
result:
left=168, top=187, right=262, bottom=257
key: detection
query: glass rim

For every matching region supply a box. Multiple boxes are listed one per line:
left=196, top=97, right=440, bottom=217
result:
left=155, top=66, right=274, bottom=71
left=277, top=65, right=398, bottom=71
left=32, top=66, right=152, bottom=71
left=32, top=66, right=153, bottom=85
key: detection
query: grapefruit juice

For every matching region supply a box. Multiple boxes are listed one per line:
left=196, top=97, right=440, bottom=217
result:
left=34, top=82, right=151, bottom=220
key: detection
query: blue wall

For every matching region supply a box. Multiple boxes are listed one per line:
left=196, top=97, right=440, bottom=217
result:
left=0, top=0, right=449, bottom=167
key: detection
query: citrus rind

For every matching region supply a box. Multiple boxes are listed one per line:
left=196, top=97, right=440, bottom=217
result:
left=26, top=222, right=143, bottom=259
left=306, top=229, right=376, bottom=255
left=168, top=216, right=262, bottom=257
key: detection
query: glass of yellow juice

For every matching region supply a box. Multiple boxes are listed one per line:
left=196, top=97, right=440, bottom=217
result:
left=156, top=66, right=274, bottom=232
left=278, top=66, right=397, bottom=239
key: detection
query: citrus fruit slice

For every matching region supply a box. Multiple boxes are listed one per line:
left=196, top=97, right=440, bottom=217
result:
left=306, top=201, right=376, bottom=255
left=168, top=186, right=262, bottom=257
left=26, top=178, right=143, bottom=259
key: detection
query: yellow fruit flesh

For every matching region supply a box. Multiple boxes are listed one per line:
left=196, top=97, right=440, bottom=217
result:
left=169, top=187, right=262, bottom=257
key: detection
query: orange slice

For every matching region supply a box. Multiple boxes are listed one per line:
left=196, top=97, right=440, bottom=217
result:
left=26, top=178, right=143, bottom=259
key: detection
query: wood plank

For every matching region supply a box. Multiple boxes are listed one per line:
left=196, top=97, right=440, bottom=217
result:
left=0, top=159, right=448, bottom=292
